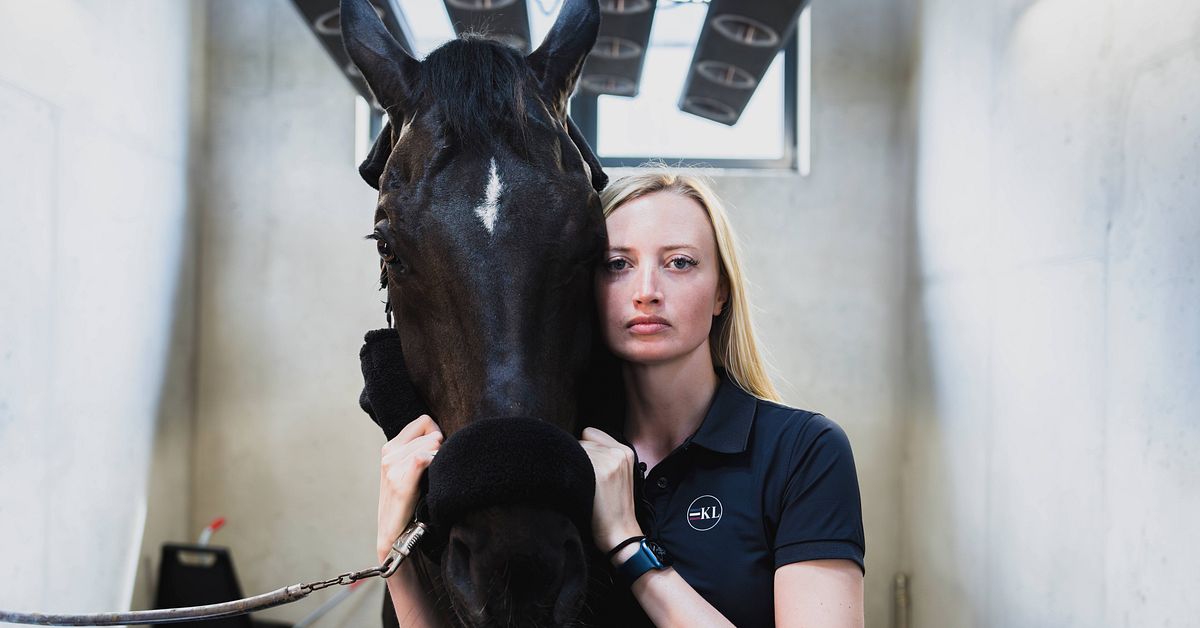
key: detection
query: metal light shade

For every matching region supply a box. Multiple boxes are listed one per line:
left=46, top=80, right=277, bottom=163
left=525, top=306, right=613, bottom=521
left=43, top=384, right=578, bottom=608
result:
left=679, top=0, right=809, bottom=125
left=578, top=0, right=656, bottom=97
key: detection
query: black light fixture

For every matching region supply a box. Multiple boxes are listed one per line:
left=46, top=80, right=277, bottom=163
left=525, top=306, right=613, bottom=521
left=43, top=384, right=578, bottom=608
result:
left=679, top=0, right=809, bottom=125
left=442, top=0, right=533, bottom=53
left=291, top=0, right=418, bottom=107
left=293, top=0, right=801, bottom=167
left=578, top=0, right=657, bottom=97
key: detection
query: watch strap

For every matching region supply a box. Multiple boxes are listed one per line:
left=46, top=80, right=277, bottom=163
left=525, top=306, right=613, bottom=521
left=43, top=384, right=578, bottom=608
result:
left=616, top=539, right=666, bottom=584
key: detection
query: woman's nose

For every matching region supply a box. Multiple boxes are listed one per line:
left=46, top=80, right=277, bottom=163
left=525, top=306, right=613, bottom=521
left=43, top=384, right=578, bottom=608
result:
left=633, top=267, right=663, bottom=306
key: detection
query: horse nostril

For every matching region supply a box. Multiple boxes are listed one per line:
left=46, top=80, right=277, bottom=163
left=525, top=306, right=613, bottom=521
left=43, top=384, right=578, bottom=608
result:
left=449, top=536, right=470, bottom=566
left=446, top=535, right=474, bottom=597
left=563, top=536, right=581, bottom=561
left=450, top=536, right=471, bottom=563
left=443, top=510, right=590, bottom=626
left=555, top=532, right=588, bottom=625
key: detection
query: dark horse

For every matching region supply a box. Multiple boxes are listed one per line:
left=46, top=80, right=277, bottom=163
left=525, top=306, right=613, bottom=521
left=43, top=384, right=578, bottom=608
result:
left=341, top=0, right=624, bottom=625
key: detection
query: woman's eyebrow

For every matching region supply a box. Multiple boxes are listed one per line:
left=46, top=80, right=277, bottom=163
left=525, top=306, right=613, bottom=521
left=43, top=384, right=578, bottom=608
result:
left=607, top=244, right=699, bottom=253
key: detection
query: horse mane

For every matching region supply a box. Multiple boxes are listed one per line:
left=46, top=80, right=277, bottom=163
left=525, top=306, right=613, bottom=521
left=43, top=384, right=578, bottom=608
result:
left=418, top=35, right=547, bottom=157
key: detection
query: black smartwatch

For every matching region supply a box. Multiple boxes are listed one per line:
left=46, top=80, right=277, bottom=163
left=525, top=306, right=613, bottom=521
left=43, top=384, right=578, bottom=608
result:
left=615, top=537, right=670, bottom=584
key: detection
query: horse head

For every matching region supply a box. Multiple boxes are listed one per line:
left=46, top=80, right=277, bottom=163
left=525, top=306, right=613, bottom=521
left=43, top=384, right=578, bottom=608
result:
left=341, top=0, right=609, bottom=624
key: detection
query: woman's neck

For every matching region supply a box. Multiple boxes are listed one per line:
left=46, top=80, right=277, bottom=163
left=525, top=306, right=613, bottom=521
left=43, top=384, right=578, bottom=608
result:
left=622, top=344, right=721, bottom=466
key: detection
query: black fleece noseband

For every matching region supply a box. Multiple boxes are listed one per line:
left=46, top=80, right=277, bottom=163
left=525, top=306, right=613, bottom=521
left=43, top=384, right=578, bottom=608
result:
left=427, top=416, right=595, bottom=534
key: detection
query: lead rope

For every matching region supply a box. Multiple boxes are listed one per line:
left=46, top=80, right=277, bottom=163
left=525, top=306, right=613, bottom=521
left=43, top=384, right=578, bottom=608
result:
left=0, top=521, right=428, bottom=626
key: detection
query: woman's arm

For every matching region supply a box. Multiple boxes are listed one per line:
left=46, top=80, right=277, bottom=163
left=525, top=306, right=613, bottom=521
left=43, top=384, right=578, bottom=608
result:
left=774, top=559, right=864, bottom=627
left=377, top=415, right=444, bottom=626
left=773, top=413, right=866, bottom=626
left=381, top=560, right=442, bottom=628
left=608, top=543, right=736, bottom=627
left=580, top=428, right=736, bottom=627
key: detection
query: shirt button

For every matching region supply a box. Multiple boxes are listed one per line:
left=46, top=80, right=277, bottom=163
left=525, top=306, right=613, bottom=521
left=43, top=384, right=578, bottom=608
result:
left=656, top=477, right=669, bottom=489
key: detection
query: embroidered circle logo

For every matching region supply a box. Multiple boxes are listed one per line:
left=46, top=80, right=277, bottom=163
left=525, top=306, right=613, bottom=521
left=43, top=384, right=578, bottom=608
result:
left=686, top=494, right=723, bottom=531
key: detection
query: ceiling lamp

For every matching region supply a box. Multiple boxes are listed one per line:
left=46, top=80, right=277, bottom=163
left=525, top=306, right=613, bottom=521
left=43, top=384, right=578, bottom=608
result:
left=599, top=0, right=653, bottom=14
left=579, top=0, right=657, bottom=97
left=679, top=0, right=809, bottom=125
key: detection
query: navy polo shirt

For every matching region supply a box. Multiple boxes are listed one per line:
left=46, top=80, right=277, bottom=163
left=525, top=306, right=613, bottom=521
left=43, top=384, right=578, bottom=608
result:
left=599, top=369, right=866, bottom=627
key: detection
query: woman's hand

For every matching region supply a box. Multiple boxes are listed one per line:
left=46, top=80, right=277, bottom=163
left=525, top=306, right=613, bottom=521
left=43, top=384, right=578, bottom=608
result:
left=377, top=414, right=442, bottom=563
left=579, top=427, right=644, bottom=554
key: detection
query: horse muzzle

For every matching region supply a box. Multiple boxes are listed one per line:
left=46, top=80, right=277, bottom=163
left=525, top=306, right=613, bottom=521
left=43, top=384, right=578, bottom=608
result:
left=424, top=417, right=596, bottom=626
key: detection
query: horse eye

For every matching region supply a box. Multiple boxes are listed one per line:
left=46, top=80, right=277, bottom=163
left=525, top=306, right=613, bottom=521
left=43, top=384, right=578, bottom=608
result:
left=367, top=228, right=407, bottom=274
left=376, top=238, right=395, bottom=262
left=380, top=245, right=410, bottom=275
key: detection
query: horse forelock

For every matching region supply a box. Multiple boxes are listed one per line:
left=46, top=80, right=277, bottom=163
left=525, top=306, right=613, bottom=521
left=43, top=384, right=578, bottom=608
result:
left=418, top=36, right=552, bottom=158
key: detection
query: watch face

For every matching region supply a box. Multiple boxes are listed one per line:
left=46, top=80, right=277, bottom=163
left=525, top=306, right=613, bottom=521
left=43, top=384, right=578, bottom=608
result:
left=645, top=539, right=671, bottom=567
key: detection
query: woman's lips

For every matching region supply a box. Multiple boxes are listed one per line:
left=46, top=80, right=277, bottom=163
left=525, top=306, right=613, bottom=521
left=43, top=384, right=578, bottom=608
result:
left=627, top=316, right=670, bottom=335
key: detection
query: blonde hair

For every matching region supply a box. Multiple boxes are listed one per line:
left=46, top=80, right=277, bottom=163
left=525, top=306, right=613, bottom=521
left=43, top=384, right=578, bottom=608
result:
left=600, top=169, right=781, bottom=402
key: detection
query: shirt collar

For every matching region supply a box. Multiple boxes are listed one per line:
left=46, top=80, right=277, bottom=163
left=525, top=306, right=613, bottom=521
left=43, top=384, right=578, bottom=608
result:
left=685, top=368, right=757, bottom=455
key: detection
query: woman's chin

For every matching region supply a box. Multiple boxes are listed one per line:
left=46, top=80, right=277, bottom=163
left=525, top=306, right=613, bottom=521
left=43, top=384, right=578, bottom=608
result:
left=615, top=341, right=685, bottom=365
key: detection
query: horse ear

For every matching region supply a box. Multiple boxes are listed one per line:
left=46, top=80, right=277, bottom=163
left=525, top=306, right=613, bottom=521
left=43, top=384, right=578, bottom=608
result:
left=340, top=0, right=420, bottom=115
left=567, top=116, right=607, bottom=192
left=359, top=119, right=395, bottom=190
left=527, top=0, right=600, bottom=119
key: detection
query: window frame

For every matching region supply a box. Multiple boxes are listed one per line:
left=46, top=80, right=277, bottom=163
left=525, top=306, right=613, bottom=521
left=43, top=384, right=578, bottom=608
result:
left=570, top=30, right=800, bottom=172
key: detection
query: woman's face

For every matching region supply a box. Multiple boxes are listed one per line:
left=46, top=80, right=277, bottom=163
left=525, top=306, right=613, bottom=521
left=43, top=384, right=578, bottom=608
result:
left=595, top=190, right=729, bottom=366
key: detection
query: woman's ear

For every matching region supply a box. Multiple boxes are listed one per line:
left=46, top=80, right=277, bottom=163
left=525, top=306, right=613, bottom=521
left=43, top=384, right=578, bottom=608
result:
left=714, top=275, right=731, bottom=316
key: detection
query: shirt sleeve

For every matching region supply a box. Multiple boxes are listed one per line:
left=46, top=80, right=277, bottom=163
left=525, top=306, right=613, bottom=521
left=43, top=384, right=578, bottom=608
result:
left=772, top=413, right=866, bottom=574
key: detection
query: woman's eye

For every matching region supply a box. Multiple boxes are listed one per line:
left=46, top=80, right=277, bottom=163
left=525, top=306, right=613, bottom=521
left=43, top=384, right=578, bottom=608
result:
left=668, top=256, right=698, bottom=270
left=604, top=258, right=629, bottom=272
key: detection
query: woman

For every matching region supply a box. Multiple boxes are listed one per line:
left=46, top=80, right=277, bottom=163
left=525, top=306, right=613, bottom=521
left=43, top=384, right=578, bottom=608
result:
left=376, top=171, right=866, bottom=627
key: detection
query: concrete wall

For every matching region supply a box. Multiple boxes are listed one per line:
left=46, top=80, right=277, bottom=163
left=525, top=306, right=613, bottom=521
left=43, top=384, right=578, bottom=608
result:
left=192, top=1, right=389, bottom=624
left=191, top=0, right=915, bottom=626
left=699, top=1, right=917, bottom=623
left=903, top=0, right=1200, bottom=626
left=0, top=0, right=202, bottom=617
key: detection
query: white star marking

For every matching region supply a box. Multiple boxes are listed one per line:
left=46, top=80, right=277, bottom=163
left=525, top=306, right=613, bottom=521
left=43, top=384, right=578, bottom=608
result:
left=475, top=158, right=502, bottom=235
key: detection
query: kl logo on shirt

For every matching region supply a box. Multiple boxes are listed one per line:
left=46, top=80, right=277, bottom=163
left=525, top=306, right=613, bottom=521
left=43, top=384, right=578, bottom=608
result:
left=686, top=494, right=723, bottom=531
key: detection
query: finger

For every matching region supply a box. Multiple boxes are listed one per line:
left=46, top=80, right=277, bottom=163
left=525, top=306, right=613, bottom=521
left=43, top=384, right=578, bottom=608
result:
left=579, top=440, right=628, bottom=463
left=387, top=432, right=443, bottom=465
left=393, top=420, right=446, bottom=453
left=578, top=441, right=604, bottom=455
left=404, top=414, right=441, bottom=441
left=383, top=451, right=435, bottom=490
left=579, top=436, right=626, bottom=461
left=581, top=426, right=619, bottom=446
left=394, top=414, right=441, bottom=445
left=408, top=450, right=436, bottom=472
